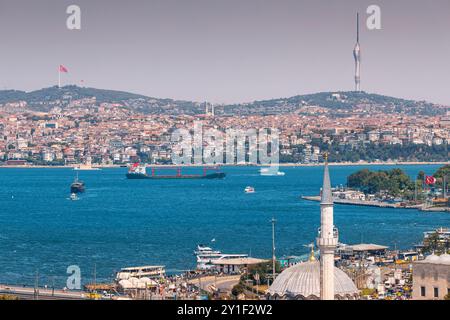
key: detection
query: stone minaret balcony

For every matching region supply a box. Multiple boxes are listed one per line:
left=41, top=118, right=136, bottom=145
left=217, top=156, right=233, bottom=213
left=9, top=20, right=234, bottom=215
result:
left=317, top=227, right=339, bottom=247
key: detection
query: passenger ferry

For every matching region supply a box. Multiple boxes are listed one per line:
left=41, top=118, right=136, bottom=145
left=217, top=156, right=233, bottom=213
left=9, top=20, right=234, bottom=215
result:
left=195, top=245, right=248, bottom=270
left=115, top=265, right=165, bottom=281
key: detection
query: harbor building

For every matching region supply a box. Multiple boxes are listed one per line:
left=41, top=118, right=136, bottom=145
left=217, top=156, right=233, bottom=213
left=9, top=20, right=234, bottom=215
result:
left=412, top=254, right=450, bottom=300
left=337, top=244, right=389, bottom=260
left=268, top=157, right=359, bottom=300
left=210, top=257, right=268, bottom=274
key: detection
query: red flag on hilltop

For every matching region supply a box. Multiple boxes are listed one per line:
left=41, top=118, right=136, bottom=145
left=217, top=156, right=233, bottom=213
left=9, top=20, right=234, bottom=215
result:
left=425, top=176, right=436, bottom=185
left=59, top=65, right=68, bottom=73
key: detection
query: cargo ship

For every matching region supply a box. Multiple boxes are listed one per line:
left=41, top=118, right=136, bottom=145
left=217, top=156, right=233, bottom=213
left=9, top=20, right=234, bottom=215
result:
left=126, top=163, right=226, bottom=180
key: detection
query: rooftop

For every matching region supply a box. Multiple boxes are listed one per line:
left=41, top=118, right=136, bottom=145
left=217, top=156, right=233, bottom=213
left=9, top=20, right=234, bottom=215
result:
left=211, top=258, right=268, bottom=266
left=119, top=265, right=165, bottom=271
left=345, top=244, right=389, bottom=252
left=415, top=254, right=450, bottom=265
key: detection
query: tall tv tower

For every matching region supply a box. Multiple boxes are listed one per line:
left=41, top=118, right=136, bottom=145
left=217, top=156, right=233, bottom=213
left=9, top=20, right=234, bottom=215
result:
left=353, top=13, right=361, bottom=92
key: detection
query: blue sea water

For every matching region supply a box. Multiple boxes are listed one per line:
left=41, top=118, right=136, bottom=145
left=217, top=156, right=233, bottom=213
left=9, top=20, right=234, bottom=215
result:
left=0, top=164, right=448, bottom=287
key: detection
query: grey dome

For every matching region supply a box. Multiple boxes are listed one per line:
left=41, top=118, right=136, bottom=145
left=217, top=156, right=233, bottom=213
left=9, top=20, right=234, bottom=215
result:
left=424, top=254, right=450, bottom=265
left=268, top=261, right=359, bottom=300
left=425, top=254, right=440, bottom=262
left=439, top=254, right=450, bottom=264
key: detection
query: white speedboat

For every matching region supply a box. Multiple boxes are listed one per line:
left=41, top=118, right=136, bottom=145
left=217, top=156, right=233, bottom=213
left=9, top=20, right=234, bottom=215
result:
left=260, top=167, right=285, bottom=176
left=245, top=186, right=255, bottom=193
left=194, top=244, right=221, bottom=256
left=70, top=193, right=79, bottom=201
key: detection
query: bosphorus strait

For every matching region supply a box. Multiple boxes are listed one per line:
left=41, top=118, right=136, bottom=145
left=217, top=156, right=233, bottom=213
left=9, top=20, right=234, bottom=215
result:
left=0, top=164, right=447, bottom=288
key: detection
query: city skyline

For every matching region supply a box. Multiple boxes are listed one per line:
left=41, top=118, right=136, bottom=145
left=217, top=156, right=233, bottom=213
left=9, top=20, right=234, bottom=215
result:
left=0, top=0, right=449, bottom=305
left=0, top=0, right=450, bottom=105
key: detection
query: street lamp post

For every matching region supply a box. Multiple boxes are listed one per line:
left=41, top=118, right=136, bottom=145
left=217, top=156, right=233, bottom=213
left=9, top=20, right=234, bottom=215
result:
left=271, top=217, right=277, bottom=285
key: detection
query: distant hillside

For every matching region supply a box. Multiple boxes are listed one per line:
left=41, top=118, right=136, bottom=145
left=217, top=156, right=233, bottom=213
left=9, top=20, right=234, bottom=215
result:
left=0, top=85, right=199, bottom=114
left=0, top=86, right=445, bottom=116
left=223, top=91, right=445, bottom=116
left=0, top=85, right=146, bottom=104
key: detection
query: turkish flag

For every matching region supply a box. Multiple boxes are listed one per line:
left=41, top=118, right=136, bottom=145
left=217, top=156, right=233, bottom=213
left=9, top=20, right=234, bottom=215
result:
left=425, top=176, right=436, bottom=185
left=59, top=65, right=69, bottom=73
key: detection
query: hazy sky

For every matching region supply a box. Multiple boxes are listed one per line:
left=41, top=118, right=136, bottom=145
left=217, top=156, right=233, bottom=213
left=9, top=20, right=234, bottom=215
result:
left=0, top=0, right=449, bottom=104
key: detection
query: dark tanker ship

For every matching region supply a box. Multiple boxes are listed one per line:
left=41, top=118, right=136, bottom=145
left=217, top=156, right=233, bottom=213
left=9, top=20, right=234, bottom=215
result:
left=126, top=163, right=226, bottom=180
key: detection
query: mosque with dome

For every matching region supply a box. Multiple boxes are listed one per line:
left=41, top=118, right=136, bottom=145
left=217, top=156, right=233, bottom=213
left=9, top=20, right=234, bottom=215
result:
left=268, top=158, right=360, bottom=300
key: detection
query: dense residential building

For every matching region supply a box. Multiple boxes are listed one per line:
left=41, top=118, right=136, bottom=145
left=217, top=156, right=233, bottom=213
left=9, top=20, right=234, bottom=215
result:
left=0, top=90, right=448, bottom=165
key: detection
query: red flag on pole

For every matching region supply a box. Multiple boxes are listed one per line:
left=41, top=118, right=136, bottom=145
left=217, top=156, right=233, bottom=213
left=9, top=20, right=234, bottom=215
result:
left=58, top=65, right=69, bottom=88
left=59, top=65, right=69, bottom=73
left=425, top=176, right=436, bottom=185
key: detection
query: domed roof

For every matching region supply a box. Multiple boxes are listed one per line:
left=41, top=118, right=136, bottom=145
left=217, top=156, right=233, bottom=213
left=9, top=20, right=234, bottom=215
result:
left=268, top=261, right=359, bottom=299
left=425, top=254, right=440, bottom=262
left=438, top=254, right=450, bottom=264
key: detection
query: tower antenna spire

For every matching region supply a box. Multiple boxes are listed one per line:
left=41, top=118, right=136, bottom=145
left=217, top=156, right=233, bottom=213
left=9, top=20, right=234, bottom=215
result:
left=353, top=12, right=362, bottom=92
left=357, top=12, right=360, bottom=43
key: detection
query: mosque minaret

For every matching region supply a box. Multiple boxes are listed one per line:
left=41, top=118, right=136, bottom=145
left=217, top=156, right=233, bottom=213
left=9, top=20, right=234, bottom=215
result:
left=316, top=154, right=338, bottom=300
left=267, top=154, right=358, bottom=300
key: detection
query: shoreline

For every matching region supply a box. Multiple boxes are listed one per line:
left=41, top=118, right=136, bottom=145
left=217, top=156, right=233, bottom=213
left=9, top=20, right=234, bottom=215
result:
left=0, top=161, right=448, bottom=169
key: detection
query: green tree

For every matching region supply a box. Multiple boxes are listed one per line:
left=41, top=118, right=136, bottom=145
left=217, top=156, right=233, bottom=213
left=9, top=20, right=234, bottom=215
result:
left=231, top=284, right=245, bottom=297
left=246, top=261, right=281, bottom=286
left=422, top=232, right=444, bottom=255
left=433, top=165, right=450, bottom=190
left=347, top=168, right=414, bottom=197
left=417, top=171, right=425, bottom=182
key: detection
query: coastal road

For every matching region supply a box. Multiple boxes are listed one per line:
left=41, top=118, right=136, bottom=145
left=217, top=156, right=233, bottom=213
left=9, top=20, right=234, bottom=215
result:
left=188, top=275, right=241, bottom=293
left=0, top=284, right=87, bottom=300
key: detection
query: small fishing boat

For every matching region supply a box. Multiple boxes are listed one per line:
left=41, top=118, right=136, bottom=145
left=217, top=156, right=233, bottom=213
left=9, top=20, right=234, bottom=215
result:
left=70, top=174, right=85, bottom=194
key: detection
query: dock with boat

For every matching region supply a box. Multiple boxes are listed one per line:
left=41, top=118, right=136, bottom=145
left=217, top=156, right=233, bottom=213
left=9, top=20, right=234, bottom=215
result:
left=301, top=196, right=450, bottom=212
